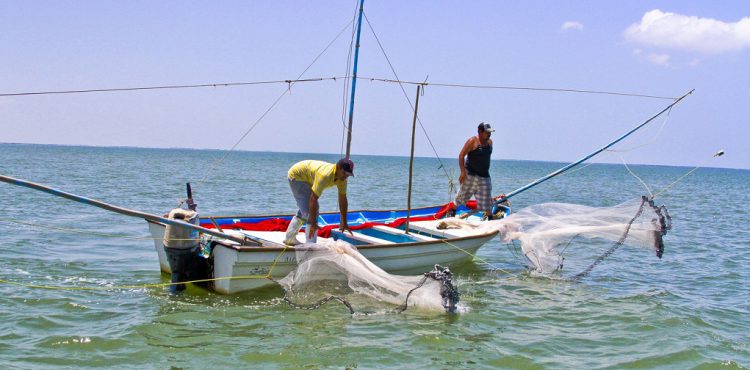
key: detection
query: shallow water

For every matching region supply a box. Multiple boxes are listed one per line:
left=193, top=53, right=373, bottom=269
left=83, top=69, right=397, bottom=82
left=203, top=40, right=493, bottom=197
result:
left=1, top=143, right=748, bottom=368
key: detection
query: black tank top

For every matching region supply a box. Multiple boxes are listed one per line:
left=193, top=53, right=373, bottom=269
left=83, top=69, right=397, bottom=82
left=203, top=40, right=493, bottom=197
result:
left=465, top=140, right=492, bottom=177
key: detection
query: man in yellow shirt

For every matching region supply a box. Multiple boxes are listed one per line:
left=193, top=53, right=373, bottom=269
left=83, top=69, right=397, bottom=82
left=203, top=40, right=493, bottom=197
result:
left=284, top=158, right=354, bottom=245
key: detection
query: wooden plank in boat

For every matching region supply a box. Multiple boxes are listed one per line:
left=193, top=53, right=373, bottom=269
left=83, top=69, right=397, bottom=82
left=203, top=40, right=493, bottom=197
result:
left=371, top=225, right=437, bottom=242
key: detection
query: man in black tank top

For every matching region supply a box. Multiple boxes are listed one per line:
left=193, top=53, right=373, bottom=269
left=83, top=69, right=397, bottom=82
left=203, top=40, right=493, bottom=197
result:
left=450, top=122, right=495, bottom=219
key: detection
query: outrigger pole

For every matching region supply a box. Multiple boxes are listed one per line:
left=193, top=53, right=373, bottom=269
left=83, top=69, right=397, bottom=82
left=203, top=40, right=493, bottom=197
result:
left=496, top=89, right=694, bottom=204
left=0, top=175, right=259, bottom=246
left=344, top=0, right=365, bottom=159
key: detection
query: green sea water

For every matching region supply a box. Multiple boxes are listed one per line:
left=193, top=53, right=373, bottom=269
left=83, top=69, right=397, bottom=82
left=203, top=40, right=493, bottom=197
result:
left=1, top=143, right=748, bottom=369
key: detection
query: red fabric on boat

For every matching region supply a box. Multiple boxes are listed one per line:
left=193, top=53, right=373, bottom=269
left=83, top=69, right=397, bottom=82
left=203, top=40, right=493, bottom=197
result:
left=198, top=200, right=477, bottom=237
left=317, top=200, right=477, bottom=238
left=200, top=218, right=290, bottom=231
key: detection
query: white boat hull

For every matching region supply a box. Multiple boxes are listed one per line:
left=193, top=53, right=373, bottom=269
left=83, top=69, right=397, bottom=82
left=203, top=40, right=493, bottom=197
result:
left=148, top=220, right=497, bottom=294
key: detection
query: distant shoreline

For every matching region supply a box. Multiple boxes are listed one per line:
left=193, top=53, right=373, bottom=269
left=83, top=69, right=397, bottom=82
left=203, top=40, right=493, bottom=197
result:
left=0, top=141, right=743, bottom=171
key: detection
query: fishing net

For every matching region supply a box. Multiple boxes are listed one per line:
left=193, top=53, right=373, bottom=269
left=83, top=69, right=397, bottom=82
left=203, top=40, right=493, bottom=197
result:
left=445, top=196, right=671, bottom=276
left=278, top=239, right=460, bottom=314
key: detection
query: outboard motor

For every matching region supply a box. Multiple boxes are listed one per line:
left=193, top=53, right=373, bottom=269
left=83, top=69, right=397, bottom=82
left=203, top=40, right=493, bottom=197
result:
left=162, top=183, right=205, bottom=293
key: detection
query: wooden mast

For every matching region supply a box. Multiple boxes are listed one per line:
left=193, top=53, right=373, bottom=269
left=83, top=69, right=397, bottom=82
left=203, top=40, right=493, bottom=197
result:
left=405, top=85, right=422, bottom=233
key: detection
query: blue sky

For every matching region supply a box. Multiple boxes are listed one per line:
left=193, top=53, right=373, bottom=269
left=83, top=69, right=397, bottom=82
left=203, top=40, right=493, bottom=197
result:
left=1, top=1, right=748, bottom=169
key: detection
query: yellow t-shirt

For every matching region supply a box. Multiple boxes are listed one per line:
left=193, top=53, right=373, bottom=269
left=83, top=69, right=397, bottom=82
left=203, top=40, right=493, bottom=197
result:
left=288, top=160, right=347, bottom=196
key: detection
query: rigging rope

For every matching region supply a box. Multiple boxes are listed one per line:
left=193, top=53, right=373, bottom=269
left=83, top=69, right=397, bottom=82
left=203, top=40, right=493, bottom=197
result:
left=0, top=78, right=335, bottom=97
left=359, top=77, right=678, bottom=100
left=652, top=150, right=725, bottom=199
left=362, top=12, right=452, bottom=181
left=195, top=20, right=354, bottom=187
left=0, top=76, right=677, bottom=101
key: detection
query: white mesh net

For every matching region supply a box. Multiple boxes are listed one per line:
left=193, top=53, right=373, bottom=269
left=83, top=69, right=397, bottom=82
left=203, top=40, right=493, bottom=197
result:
left=278, top=196, right=670, bottom=313
left=278, top=239, right=459, bottom=314
left=488, top=196, right=671, bottom=276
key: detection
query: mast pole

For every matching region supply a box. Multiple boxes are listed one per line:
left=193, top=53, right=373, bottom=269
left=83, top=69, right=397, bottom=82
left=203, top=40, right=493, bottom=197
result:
left=405, top=85, right=422, bottom=233
left=497, top=89, right=694, bottom=204
left=345, top=0, right=365, bottom=159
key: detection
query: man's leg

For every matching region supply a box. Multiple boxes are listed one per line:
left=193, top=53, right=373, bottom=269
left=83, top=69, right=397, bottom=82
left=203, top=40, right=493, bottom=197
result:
left=285, top=179, right=312, bottom=245
left=475, top=176, right=493, bottom=219
left=452, top=175, right=479, bottom=218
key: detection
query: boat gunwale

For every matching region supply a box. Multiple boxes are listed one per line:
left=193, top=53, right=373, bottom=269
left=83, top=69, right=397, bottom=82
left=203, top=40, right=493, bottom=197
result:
left=210, top=229, right=498, bottom=252
left=146, top=219, right=498, bottom=252
left=194, top=203, right=449, bottom=221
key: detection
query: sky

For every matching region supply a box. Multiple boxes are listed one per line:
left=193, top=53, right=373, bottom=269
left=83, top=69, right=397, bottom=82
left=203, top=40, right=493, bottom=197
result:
left=1, top=1, right=748, bottom=170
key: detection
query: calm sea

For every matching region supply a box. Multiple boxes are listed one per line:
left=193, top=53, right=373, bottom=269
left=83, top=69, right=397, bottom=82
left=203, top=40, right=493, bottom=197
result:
left=1, top=143, right=748, bottom=369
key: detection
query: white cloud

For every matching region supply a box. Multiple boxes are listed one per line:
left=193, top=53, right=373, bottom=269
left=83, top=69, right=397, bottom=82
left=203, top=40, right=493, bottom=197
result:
left=562, top=21, right=584, bottom=31
left=624, top=9, right=750, bottom=54
left=646, top=53, right=671, bottom=67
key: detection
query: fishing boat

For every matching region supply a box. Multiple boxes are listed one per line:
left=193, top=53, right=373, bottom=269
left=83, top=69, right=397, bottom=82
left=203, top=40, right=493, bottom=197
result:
left=148, top=202, right=503, bottom=294
left=0, top=0, right=691, bottom=296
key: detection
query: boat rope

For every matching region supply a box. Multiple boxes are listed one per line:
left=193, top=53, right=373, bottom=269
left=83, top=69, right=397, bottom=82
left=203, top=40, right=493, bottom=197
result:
left=0, top=78, right=337, bottom=98
left=362, top=12, right=452, bottom=181
left=194, top=19, right=355, bottom=187
left=499, top=106, right=671, bottom=194
left=0, top=275, right=271, bottom=291
left=615, top=148, right=725, bottom=203
left=621, top=158, right=654, bottom=198
left=0, top=75, right=676, bottom=101
left=604, top=107, right=673, bottom=153
left=359, top=77, right=678, bottom=100
left=651, top=150, right=725, bottom=199
left=495, top=89, right=693, bottom=204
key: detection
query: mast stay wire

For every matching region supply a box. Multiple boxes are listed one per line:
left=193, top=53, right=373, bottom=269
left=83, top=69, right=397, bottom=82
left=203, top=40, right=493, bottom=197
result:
left=513, top=106, right=674, bottom=187
left=0, top=78, right=333, bottom=98
left=359, top=77, right=678, bottom=101
left=361, top=12, right=452, bottom=181
left=195, top=20, right=355, bottom=188
left=652, top=149, right=725, bottom=199
left=0, top=77, right=681, bottom=101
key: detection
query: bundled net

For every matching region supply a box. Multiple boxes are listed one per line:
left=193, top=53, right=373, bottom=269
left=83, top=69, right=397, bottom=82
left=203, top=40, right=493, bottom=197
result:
left=278, top=239, right=460, bottom=314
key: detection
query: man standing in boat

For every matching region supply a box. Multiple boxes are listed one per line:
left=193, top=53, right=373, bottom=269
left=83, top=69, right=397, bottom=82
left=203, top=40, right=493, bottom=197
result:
left=284, top=158, right=354, bottom=245
left=449, top=122, right=495, bottom=219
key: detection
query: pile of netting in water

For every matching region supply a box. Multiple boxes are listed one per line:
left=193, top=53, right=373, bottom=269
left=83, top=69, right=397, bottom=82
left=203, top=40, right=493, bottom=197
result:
left=448, top=196, right=671, bottom=276
left=278, top=239, right=460, bottom=314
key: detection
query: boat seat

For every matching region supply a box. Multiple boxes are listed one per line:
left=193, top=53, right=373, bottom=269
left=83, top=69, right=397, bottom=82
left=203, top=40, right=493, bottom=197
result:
left=371, top=225, right=437, bottom=242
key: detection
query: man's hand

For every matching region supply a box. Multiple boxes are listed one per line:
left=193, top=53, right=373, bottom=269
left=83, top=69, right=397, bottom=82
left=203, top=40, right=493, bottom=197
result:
left=308, top=222, right=319, bottom=237
left=459, top=172, right=466, bottom=184
left=339, top=223, right=354, bottom=236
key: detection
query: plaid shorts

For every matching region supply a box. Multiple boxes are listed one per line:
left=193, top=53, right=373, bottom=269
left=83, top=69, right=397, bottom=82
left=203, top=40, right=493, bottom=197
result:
left=454, top=174, right=492, bottom=213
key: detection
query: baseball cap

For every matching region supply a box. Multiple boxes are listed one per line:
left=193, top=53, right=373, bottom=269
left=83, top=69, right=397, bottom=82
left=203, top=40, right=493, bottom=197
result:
left=478, top=122, right=495, bottom=132
left=337, top=158, right=355, bottom=176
